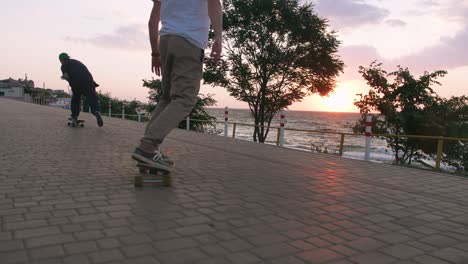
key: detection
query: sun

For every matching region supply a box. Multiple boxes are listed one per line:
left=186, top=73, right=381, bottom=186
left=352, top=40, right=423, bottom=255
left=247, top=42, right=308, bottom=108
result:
left=320, top=84, right=358, bottom=112
left=289, top=82, right=362, bottom=112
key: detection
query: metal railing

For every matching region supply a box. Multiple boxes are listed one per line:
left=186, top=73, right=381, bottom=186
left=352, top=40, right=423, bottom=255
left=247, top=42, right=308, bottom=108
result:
left=188, top=118, right=468, bottom=171
left=27, top=98, right=467, bottom=172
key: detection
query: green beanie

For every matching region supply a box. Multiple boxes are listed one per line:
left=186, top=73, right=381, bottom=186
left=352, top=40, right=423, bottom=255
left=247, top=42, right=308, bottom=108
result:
left=59, top=52, right=70, bottom=61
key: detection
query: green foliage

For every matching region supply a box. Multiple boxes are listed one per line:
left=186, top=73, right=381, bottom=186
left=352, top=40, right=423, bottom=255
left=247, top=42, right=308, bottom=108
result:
left=82, top=91, right=145, bottom=121
left=354, top=62, right=468, bottom=174
left=310, top=141, right=338, bottom=155
left=204, top=0, right=344, bottom=142
left=143, top=79, right=218, bottom=133
left=421, top=96, right=468, bottom=173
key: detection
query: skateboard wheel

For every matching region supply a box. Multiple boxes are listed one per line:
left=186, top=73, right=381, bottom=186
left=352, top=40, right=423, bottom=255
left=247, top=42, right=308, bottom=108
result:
left=134, top=176, right=143, bottom=187
left=162, top=175, right=171, bottom=187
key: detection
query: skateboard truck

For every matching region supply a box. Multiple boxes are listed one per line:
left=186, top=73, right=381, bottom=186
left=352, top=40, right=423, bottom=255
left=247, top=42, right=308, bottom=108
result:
left=67, top=119, right=85, bottom=127
left=135, top=162, right=172, bottom=187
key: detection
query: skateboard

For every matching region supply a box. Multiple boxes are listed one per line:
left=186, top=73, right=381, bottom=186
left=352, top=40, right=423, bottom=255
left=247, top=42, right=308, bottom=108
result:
left=67, top=119, right=85, bottom=127
left=135, top=162, right=172, bottom=187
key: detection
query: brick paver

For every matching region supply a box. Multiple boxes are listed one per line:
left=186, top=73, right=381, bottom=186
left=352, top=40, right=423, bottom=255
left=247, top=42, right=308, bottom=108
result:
left=1, top=98, right=468, bottom=264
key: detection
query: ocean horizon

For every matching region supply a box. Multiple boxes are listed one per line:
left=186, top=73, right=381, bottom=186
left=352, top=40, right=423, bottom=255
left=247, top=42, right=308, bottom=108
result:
left=205, top=108, right=392, bottom=163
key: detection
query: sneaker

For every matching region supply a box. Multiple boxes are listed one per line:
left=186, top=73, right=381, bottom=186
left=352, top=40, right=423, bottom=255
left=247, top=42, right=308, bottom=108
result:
left=132, top=148, right=172, bottom=171
left=139, top=146, right=174, bottom=166
left=155, top=147, right=174, bottom=166
left=95, top=111, right=104, bottom=127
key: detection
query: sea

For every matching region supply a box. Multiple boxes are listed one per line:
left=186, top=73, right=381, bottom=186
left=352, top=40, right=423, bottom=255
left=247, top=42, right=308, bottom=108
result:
left=205, top=108, right=393, bottom=163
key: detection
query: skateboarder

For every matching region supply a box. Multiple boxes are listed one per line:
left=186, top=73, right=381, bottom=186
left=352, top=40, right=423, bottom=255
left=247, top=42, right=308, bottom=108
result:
left=131, top=0, right=223, bottom=170
left=59, top=53, right=104, bottom=127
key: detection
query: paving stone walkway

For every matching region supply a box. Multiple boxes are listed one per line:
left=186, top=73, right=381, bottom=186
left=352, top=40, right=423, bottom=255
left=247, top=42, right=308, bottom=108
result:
left=1, top=97, right=468, bottom=264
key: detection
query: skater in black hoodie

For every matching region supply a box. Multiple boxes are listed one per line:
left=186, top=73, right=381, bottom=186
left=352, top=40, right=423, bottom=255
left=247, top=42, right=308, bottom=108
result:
left=59, top=52, right=103, bottom=127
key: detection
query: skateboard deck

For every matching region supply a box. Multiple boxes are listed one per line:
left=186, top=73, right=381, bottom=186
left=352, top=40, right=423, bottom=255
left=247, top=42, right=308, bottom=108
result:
left=135, top=162, right=172, bottom=187
left=67, top=119, right=85, bottom=127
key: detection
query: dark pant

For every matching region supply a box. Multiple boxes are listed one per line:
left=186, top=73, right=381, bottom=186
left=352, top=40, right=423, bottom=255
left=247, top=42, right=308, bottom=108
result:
left=71, top=85, right=100, bottom=118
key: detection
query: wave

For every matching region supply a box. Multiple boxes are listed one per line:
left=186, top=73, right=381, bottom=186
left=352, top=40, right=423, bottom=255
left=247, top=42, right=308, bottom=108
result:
left=207, top=108, right=396, bottom=163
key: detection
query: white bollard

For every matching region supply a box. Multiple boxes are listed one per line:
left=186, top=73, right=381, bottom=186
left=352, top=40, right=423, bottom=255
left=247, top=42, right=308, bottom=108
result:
left=186, top=116, right=190, bottom=131
left=108, top=101, right=111, bottom=117
left=122, top=107, right=125, bottom=120
left=138, top=112, right=141, bottom=123
left=364, top=114, right=372, bottom=160
left=224, top=107, right=229, bottom=137
left=280, top=111, right=286, bottom=147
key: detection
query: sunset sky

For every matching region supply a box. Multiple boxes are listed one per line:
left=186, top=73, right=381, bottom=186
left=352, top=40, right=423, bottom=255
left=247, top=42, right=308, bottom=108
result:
left=1, top=0, right=467, bottom=112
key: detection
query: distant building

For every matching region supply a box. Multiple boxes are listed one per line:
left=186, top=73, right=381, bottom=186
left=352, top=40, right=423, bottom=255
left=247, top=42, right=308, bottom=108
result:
left=49, top=97, right=71, bottom=110
left=0, top=78, right=33, bottom=98
left=1, top=77, right=69, bottom=103
left=51, top=89, right=66, bottom=95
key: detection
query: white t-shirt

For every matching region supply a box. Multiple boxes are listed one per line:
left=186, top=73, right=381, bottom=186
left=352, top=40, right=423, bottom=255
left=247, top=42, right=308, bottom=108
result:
left=154, top=0, right=210, bottom=49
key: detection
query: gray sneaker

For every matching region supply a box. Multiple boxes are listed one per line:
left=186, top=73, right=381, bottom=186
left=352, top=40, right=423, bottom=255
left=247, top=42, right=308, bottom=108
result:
left=132, top=148, right=173, bottom=171
left=151, top=147, right=174, bottom=166
left=157, top=148, right=174, bottom=166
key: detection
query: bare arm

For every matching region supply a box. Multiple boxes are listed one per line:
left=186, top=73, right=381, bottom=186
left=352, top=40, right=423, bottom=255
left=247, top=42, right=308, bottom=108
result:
left=208, top=0, right=222, bottom=59
left=149, top=0, right=161, bottom=75
left=208, top=0, right=222, bottom=40
left=149, top=0, right=161, bottom=55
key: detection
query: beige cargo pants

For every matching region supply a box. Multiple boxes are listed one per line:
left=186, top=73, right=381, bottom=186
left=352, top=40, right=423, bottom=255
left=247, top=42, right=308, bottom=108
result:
left=140, top=35, right=203, bottom=151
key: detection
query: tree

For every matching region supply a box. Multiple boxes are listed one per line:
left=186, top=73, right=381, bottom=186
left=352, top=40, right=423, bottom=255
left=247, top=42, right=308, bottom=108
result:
left=81, top=92, right=145, bottom=121
left=354, top=62, right=446, bottom=165
left=420, top=96, right=468, bottom=173
left=354, top=62, right=468, bottom=174
left=83, top=92, right=123, bottom=116
left=204, top=0, right=344, bottom=142
left=143, top=79, right=218, bottom=133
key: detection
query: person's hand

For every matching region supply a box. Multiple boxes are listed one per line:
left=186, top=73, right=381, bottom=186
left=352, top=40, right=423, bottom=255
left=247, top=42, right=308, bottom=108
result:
left=61, top=73, right=70, bottom=80
left=210, top=37, right=222, bottom=60
left=152, top=53, right=161, bottom=76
